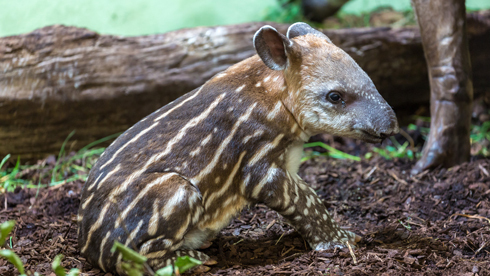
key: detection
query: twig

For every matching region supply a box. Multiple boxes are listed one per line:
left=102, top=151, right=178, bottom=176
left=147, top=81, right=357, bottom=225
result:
left=474, top=241, right=487, bottom=256
left=265, top=219, right=276, bottom=230
left=450, top=213, right=490, bottom=224
left=275, top=232, right=285, bottom=245
left=280, top=252, right=303, bottom=262
left=281, top=246, right=295, bottom=257
left=54, top=221, right=73, bottom=256
left=399, top=128, right=415, bottom=150
left=232, top=239, right=244, bottom=246
left=347, top=243, right=357, bottom=264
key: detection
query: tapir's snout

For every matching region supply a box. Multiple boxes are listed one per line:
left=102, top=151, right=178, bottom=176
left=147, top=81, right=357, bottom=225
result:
left=354, top=102, right=399, bottom=144
left=378, top=110, right=399, bottom=138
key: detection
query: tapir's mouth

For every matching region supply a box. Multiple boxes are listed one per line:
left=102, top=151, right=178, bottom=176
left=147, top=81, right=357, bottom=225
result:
left=359, top=130, right=384, bottom=143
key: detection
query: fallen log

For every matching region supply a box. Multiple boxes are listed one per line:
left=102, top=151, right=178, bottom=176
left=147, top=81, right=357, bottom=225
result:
left=1, top=11, right=489, bottom=160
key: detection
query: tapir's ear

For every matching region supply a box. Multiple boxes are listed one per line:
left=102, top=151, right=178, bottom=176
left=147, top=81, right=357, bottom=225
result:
left=287, top=22, right=332, bottom=43
left=253, top=25, right=292, bottom=71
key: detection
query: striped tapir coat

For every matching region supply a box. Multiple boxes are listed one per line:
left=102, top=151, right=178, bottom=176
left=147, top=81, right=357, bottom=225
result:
left=78, top=22, right=399, bottom=274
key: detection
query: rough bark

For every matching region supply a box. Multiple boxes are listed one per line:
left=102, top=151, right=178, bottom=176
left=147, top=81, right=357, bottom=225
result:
left=1, top=12, right=489, bottom=161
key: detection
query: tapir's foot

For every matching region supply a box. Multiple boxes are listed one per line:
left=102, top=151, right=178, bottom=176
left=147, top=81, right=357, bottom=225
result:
left=203, top=258, right=218, bottom=266
left=411, top=142, right=446, bottom=175
left=190, top=265, right=211, bottom=274
left=188, top=258, right=217, bottom=275
left=410, top=101, right=471, bottom=175
left=313, top=230, right=361, bottom=251
left=199, top=240, right=213, bottom=249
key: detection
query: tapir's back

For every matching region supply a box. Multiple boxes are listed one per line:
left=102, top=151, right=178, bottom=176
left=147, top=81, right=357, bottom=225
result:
left=81, top=61, right=290, bottom=196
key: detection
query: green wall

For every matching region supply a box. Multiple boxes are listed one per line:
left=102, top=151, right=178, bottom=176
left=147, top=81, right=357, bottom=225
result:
left=1, top=0, right=489, bottom=37
left=342, top=0, right=490, bottom=14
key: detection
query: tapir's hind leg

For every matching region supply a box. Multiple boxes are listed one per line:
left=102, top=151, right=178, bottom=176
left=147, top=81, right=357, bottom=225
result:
left=114, top=173, right=208, bottom=274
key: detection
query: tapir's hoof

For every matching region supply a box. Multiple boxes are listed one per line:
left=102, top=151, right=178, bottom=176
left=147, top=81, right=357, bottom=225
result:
left=354, top=234, right=362, bottom=243
left=191, top=265, right=211, bottom=274
left=199, top=241, right=213, bottom=249
left=203, top=258, right=218, bottom=266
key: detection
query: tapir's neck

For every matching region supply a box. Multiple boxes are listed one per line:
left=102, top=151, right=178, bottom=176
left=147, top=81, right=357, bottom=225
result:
left=212, top=55, right=310, bottom=143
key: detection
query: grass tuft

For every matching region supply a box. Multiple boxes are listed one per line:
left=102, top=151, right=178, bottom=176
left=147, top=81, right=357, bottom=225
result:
left=0, top=132, right=121, bottom=194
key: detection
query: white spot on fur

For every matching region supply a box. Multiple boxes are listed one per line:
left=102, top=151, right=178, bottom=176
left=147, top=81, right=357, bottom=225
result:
left=215, top=72, right=227, bottom=79
left=252, top=165, right=278, bottom=198
left=267, top=101, right=282, bottom=121
left=306, top=197, right=312, bottom=208
left=190, top=147, right=201, bottom=157
left=291, top=123, right=298, bottom=133
left=162, top=185, right=187, bottom=219
left=242, top=129, right=264, bottom=144
left=235, top=85, right=245, bottom=92
left=282, top=205, right=295, bottom=215
left=201, top=133, right=213, bottom=146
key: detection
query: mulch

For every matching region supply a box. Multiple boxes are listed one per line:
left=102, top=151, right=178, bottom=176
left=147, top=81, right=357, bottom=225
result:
left=1, top=146, right=489, bottom=276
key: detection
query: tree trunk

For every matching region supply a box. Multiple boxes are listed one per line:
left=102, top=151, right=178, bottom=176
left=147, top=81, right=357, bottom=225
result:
left=1, top=12, right=489, bottom=161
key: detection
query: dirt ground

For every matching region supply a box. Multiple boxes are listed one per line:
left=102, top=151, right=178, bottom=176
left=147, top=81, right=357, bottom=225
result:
left=1, top=139, right=489, bottom=276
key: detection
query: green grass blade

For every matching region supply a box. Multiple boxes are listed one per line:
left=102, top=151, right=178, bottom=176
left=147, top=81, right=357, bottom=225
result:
left=155, top=265, right=174, bottom=276
left=67, top=268, right=80, bottom=276
left=52, top=254, right=66, bottom=276
left=303, top=142, right=360, bottom=161
left=111, top=241, right=147, bottom=264
left=78, top=132, right=121, bottom=153
left=155, top=256, right=202, bottom=276
left=0, top=220, right=15, bottom=243
left=173, top=256, right=202, bottom=273
left=51, top=130, right=76, bottom=184
left=0, top=154, right=10, bottom=170
left=0, top=249, right=25, bottom=274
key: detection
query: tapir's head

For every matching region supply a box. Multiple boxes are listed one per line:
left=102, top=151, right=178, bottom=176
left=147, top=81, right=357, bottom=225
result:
left=253, top=22, right=399, bottom=142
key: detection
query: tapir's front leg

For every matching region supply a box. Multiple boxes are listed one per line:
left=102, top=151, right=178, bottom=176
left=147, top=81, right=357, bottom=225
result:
left=254, top=172, right=360, bottom=250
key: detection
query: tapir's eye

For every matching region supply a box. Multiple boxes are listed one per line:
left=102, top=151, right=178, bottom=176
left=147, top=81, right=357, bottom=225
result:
left=327, top=91, right=342, bottom=103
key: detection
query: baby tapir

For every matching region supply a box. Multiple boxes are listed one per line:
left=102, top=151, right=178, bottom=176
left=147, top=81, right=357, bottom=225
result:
left=78, top=22, right=399, bottom=274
